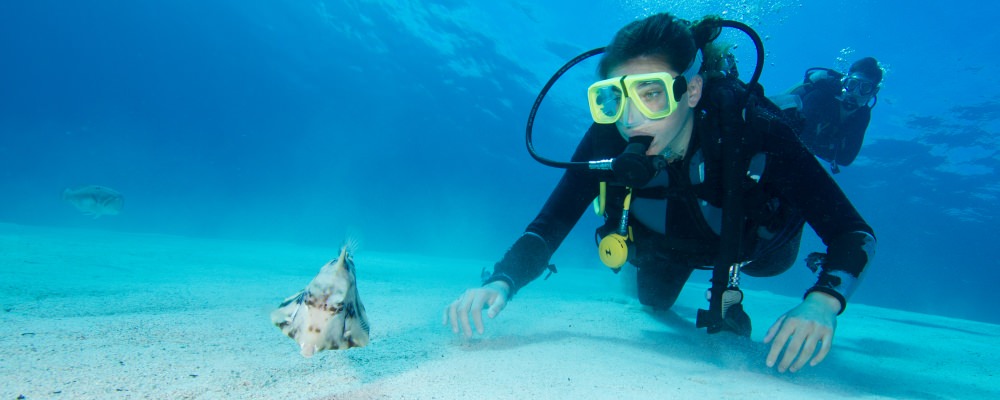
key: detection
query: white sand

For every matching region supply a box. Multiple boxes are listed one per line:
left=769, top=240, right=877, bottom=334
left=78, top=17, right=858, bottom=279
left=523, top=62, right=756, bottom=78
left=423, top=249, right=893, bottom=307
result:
left=1, top=222, right=997, bottom=399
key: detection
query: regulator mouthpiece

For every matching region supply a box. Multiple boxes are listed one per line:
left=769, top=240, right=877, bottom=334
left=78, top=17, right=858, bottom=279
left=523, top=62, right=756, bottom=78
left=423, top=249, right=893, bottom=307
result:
left=612, top=136, right=665, bottom=187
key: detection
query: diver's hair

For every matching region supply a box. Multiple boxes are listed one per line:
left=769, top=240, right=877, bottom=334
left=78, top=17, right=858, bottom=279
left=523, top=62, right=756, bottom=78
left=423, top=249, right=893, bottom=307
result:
left=597, top=13, right=722, bottom=78
left=849, top=57, right=883, bottom=84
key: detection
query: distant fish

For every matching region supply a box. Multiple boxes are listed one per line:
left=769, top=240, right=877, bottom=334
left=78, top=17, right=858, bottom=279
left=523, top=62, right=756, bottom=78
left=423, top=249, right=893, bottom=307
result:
left=272, top=241, right=370, bottom=357
left=62, top=185, right=124, bottom=218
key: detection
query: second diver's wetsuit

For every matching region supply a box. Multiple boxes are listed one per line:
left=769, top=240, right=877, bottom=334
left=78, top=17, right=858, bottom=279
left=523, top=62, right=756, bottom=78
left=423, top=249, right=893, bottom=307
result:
left=786, top=72, right=873, bottom=169
left=485, top=98, right=876, bottom=313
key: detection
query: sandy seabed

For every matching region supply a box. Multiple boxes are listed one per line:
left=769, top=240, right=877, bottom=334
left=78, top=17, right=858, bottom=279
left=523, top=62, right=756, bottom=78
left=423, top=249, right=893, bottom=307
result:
left=1, top=222, right=996, bottom=399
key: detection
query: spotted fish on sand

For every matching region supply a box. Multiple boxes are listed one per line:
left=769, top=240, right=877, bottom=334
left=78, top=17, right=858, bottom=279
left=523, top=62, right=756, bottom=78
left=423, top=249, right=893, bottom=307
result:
left=272, top=241, right=370, bottom=357
left=62, top=185, right=124, bottom=218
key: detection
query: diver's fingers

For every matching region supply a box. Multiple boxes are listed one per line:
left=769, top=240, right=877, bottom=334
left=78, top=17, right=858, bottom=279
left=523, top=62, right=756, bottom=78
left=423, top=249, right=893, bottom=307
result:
left=778, top=326, right=807, bottom=373
left=486, top=292, right=506, bottom=319
left=442, top=298, right=452, bottom=325
left=470, top=293, right=487, bottom=335
left=443, top=299, right=456, bottom=326
left=810, top=331, right=834, bottom=366
left=763, top=315, right=786, bottom=344
left=447, top=298, right=461, bottom=333
left=457, top=290, right=475, bottom=338
left=790, top=333, right=820, bottom=373
left=765, top=317, right=795, bottom=369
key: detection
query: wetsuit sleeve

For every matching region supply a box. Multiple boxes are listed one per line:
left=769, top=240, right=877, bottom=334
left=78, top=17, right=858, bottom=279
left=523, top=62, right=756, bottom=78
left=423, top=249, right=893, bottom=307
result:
left=797, top=85, right=841, bottom=163
left=524, top=125, right=610, bottom=251
left=484, top=124, right=611, bottom=296
left=835, top=107, right=871, bottom=166
left=761, top=119, right=875, bottom=313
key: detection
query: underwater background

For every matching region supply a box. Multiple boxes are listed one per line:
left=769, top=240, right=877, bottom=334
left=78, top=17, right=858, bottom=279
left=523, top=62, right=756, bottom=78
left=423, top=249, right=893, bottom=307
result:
left=1, top=0, right=997, bottom=324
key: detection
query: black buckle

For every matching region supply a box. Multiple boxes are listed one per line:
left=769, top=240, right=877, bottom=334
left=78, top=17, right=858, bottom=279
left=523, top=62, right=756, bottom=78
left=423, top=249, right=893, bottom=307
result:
left=696, top=286, right=752, bottom=337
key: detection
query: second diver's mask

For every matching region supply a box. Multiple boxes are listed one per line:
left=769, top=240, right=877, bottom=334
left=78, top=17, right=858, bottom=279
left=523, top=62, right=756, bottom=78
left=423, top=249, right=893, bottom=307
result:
left=839, top=74, right=879, bottom=110
left=842, top=75, right=879, bottom=96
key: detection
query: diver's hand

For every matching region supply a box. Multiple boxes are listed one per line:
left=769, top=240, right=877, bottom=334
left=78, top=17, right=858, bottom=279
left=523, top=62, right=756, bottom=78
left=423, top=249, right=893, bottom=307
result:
left=443, top=281, right=510, bottom=337
left=763, top=291, right=840, bottom=372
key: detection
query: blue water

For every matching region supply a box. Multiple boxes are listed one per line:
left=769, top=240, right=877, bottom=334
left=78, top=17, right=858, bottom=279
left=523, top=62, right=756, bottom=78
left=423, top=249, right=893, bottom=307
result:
left=1, top=0, right=997, bottom=324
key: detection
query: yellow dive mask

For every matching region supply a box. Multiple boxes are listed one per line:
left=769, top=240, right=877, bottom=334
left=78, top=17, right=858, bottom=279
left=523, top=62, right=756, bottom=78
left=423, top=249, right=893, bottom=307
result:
left=587, top=72, right=688, bottom=124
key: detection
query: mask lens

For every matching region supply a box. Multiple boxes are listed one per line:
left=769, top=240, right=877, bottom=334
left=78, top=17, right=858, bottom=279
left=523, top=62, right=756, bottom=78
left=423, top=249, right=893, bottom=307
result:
left=625, top=73, right=676, bottom=119
left=630, top=78, right=670, bottom=115
left=595, top=86, right=623, bottom=118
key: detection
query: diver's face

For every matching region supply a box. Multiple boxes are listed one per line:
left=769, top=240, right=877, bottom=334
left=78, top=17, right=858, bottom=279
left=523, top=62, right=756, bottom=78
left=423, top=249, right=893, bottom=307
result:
left=840, top=90, right=868, bottom=112
left=608, top=57, right=702, bottom=156
left=839, top=73, right=878, bottom=112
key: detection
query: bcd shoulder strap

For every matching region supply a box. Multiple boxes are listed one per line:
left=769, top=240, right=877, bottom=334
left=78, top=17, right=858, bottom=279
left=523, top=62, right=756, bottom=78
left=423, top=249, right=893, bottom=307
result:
left=695, top=76, right=762, bottom=336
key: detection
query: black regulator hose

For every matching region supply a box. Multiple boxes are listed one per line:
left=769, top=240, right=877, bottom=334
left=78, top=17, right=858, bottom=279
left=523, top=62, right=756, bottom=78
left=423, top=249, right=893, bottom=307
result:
left=716, top=19, right=765, bottom=108
left=524, top=47, right=606, bottom=170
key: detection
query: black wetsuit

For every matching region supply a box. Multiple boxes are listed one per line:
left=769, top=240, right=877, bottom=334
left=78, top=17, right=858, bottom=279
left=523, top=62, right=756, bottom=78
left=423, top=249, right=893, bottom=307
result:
left=787, top=74, right=872, bottom=169
left=488, top=99, right=875, bottom=312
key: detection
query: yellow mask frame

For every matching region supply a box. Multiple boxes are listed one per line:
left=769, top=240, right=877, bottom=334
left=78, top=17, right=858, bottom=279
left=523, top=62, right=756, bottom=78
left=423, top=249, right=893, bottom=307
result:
left=587, top=72, right=688, bottom=124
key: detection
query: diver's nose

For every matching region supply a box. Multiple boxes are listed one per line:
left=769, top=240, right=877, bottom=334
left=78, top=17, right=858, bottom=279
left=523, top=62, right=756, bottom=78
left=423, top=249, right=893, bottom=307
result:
left=623, top=99, right=648, bottom=128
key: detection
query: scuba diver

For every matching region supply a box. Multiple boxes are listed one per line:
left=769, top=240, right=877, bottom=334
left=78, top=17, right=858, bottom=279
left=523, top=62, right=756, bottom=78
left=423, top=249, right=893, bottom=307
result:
left=770, top=57, right=884, bottom=173
left=443, top=12, right=875, bottom=373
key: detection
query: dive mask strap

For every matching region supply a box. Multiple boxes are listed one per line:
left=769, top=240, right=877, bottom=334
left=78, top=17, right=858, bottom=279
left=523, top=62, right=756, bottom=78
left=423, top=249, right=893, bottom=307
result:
left=683, top=50, right=703, bottom=82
